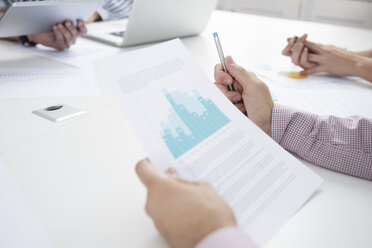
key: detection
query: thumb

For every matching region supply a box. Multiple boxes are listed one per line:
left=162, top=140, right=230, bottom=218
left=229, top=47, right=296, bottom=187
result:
left=165, top=167, right=198, bottom=185
left=136, top=158, right=164, bottom=188
left=300, top=66, right=323, bottom=76
left=225, top=56, right=248, bottom=84
left=225, top=56, right=259, bottom=90
left=304, top=40, right=324, bottom=54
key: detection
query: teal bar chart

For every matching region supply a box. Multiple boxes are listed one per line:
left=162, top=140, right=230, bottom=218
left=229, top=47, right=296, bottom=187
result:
left=161, top=89, right=230, bottom=158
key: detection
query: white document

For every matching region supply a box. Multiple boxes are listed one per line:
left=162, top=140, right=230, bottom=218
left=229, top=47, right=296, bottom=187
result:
left=0, top=159, right=55, bottom=248
left=16, top=38, right=120, bottom=67
left=249, top=61, right=372, bottom=118
left=97, top=39, right=323, bottom=247
left=0, top=67, right=100, bottom=98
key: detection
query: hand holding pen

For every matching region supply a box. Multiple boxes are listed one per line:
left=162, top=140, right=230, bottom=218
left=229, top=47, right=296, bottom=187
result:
left=213, top=32, right=234, bottom=91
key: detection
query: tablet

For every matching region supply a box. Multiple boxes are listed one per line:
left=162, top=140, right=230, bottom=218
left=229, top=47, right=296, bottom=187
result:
left=0, top=1, right=99, bottom=37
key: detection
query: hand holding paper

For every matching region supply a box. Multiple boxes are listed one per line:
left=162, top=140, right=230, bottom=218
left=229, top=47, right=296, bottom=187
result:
left=135, top=159, right=237, bottom=248
left=96, top=39, right=322, bottom=247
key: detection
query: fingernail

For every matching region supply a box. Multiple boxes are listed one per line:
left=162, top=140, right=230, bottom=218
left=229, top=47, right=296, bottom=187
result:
left=224, top=77, right=231, bottom=84
left=165, top=167, right=177, bottom=176
left=226, top=56, right=235, bottom=65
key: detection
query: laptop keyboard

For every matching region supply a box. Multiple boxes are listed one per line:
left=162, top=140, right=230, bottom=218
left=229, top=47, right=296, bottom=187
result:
left=110, top=31, right=126, bottom=37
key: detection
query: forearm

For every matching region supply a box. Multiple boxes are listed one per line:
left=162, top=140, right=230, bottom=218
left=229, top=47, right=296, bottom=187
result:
left=86, top=12, right=101, bottom=23
left=97, top=0, right=133, bottom=21
left=355, top=57, right=372, bottom=83
left=354, top=49, right=372, bottom=58
left=272, top=104, right=372, bottom=181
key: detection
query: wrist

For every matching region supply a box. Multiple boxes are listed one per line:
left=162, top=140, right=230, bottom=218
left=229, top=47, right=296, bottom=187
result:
left=19, top=35, right=37, bottom=46
left=261, top=102, right=273, bottom=137
left=87, top=12, right=101, bottom=23
left=262, top=115, right=272, bottom=137
left=195, top=220, right=237, bottom=247
left=355, top=57, right=372, bottom=82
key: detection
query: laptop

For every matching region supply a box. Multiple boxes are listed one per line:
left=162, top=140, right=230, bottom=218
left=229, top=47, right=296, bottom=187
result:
left=84, top=0, right=218, bottom=47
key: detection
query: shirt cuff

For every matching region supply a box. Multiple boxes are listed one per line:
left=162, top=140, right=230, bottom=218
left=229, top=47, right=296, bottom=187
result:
left=272, top=103, right=294, bottom=144
left=271, top=103, right=318, bottom=149
left=96, top=6, right=110, bottom=21
left=195, top=227, right=258, bottom=248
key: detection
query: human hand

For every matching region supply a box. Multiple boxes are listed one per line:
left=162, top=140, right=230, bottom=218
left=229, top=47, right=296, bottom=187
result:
left=28, top=20, right=87, bottom=51
left=136, top=159, right=236, bottom=248
left=214, top=56, right=274, bottom=136
left=282, top=34, right=361, bottom=76
left=282, top=33, right=317, bottom=70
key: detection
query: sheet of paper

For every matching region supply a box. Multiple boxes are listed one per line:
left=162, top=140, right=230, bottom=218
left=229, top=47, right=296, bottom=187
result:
left=0, top=159, right=55, bottom=248
left=249, top=61, right=372, bottom=118
left=16, top=38, right=120, bottom=67
left=0, top=67, right=100, bottom=98
left=96, top=39, right=323, bottom=247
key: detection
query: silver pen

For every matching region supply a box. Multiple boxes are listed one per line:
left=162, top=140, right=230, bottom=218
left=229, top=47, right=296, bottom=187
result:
left=213, top=32, right=234, bottom=91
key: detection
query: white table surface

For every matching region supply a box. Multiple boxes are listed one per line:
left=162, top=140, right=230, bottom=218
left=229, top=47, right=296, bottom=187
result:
left=1, top=10, right=372, bottom=248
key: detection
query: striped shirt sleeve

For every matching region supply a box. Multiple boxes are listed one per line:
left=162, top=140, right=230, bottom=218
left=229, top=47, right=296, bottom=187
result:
left=196, top=227, right=257, bottom=248
left=1, top=0, right=38, bottom=11
left=272, top=103, right=372, bottom=180
left=96, top=0, right=133, bottom=20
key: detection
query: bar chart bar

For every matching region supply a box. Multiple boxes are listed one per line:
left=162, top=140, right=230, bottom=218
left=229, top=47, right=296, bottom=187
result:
left=161, top=89, right=230, bottom=158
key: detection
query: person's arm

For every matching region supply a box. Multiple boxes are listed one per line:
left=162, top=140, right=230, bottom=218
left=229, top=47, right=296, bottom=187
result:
left=355, top=49, right=372, bottom=58
left=96, top=0, right=133, bottom=21
left=86, top=12, right=102, bottom=23
left=272, top=104, right=372, bottom=181
left=214, top=56, right=372, bottom=181
left=355, top=56, right=372, bottom=83
left=282, top=34, right=372, bottom=83
left=135, top=160, right=257, bottom=248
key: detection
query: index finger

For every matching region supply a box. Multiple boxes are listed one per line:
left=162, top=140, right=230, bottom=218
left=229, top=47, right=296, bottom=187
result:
left=136, top=159, right=165, bottom=188
left=77, top=19, right=87, bottom=35
left=282, top=36, right=296, bottom=56
left=304, top=40, right=324, bottom=54
left=53, top=25, right=67, bottom=51
left=214, top=64, right=233, bottom=86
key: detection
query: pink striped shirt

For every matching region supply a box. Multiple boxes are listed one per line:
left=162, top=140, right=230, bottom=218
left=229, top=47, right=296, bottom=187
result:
left=196, top=103, right=372, bottom=248
left=272, top=104, right=372, bottom=181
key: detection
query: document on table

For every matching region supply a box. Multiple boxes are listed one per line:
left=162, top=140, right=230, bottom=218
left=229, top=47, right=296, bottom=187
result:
left=96, top=39, right=323, bottom=247
left=0, top=159, right=55, bottom=248
left=249, top=60, right=372, bottom=118
left=0, top=67, right=100, bottom=98
left=16, top=38, right=120, bottom=67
